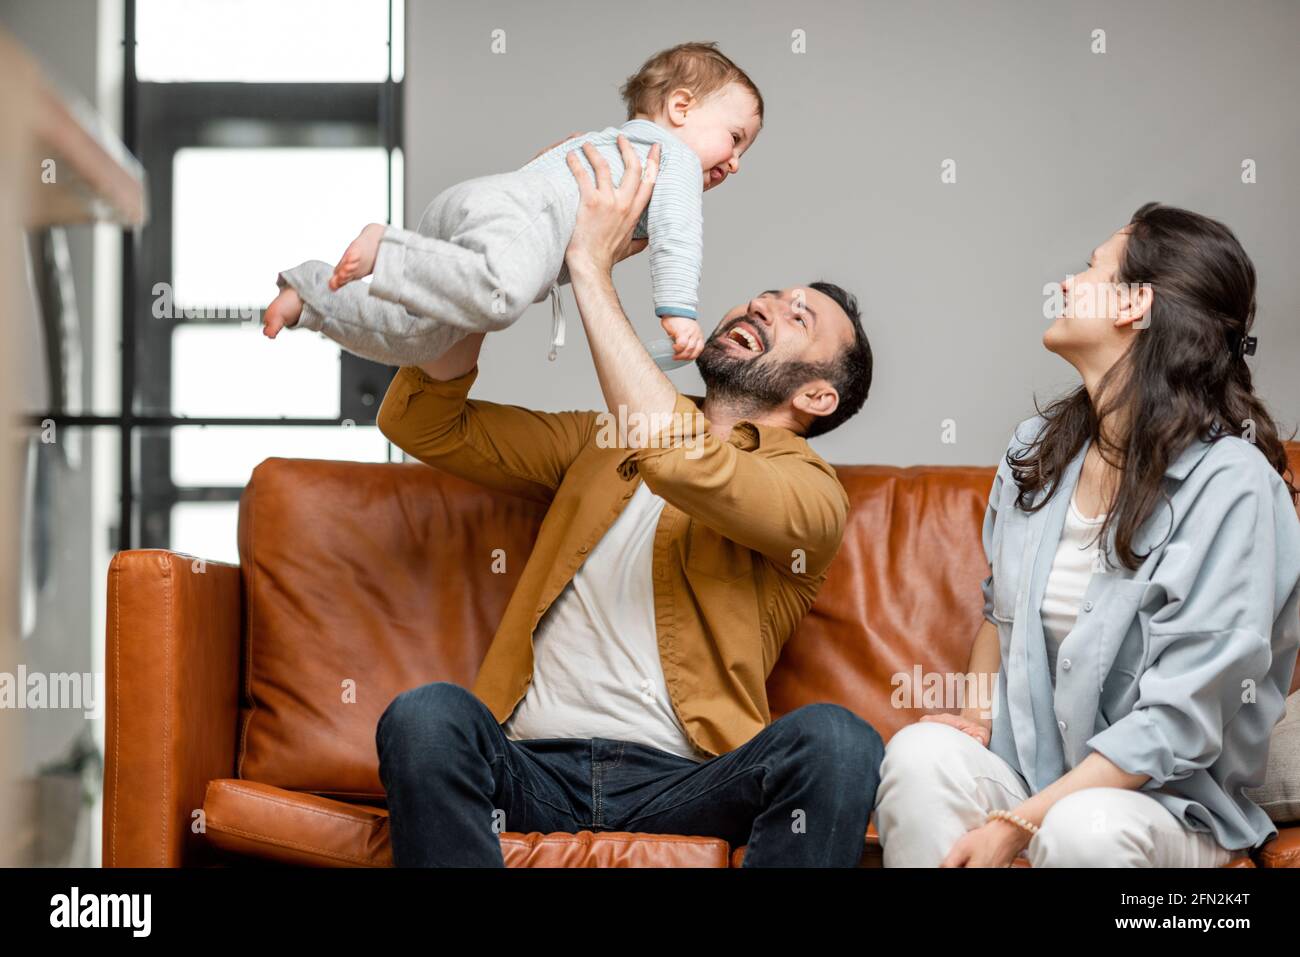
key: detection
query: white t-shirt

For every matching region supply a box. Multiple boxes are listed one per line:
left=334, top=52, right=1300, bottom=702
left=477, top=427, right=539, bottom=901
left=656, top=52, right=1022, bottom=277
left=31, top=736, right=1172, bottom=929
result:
left=1039, top=492, right=1107, bottom=685
left=502, top=481, right=707, bottom=761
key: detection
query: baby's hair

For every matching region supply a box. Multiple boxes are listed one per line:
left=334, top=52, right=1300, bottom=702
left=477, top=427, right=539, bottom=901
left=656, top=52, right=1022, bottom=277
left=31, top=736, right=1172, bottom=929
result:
left=619, top=41, right=763, bottom=125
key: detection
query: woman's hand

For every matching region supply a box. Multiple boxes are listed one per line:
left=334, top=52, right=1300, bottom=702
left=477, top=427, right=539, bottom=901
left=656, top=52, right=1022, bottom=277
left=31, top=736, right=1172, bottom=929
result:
left=563, top=135, right=660, bottom=279
left=941, top=819, right=1031, bottom=867
left=920, top=711, right=991, bottom=747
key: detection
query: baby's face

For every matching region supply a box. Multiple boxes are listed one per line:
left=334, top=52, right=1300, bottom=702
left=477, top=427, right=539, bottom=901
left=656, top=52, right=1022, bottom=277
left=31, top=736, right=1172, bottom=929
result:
left=671, top=83, right=762, bottom=192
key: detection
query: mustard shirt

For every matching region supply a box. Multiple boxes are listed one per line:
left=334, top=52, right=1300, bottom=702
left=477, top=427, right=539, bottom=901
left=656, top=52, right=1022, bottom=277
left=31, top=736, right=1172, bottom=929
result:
left=376, top=363, right=850, bottom=758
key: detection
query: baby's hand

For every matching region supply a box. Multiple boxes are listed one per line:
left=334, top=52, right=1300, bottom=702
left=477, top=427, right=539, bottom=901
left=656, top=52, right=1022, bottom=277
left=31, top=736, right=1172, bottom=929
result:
left=661, top=316, right=704, bottom=361
left=329, top=223, right=386, bottom=290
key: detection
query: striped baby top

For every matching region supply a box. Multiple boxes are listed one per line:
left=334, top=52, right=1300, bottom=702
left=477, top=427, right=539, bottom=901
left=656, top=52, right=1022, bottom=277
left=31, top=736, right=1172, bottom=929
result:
left=519, top=117, right=705, bottom=321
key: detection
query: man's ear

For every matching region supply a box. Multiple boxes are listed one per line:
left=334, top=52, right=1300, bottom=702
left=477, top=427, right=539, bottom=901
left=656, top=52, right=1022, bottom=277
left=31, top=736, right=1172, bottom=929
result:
left=1115, top=282, right=1153, bottom=330
left=792, top=381, right=839, bottom=425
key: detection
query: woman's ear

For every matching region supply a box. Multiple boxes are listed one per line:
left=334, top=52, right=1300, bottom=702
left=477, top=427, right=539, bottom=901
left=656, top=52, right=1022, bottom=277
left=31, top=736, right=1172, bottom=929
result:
left=1115, top=282, right=1154, bottom=330
left=793, top=382, right=840, bottom=424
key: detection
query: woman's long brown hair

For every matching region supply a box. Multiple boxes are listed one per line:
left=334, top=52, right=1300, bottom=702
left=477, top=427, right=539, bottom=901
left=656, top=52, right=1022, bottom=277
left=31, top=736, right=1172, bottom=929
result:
left=1009, top=202, right=1297, bottom=570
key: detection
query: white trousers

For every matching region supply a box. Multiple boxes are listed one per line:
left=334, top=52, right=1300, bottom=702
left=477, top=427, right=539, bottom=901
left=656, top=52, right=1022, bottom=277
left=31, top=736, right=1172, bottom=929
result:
left=872, top=721, right=1241, bottom=867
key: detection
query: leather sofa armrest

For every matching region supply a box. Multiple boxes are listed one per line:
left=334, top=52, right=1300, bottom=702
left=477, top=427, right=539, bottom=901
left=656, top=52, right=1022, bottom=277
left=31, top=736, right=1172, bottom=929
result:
left=103, top=549, right=242, bottom=867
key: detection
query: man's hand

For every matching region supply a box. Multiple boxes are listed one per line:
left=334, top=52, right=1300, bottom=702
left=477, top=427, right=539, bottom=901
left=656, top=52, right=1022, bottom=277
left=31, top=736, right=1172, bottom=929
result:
left=541, top=133, right=649, bottom=264
left=564, top=135, right=660, bottom=280
left=531, top=131, right=584, bottom=162
left=559, top=133, right=676, bottom=446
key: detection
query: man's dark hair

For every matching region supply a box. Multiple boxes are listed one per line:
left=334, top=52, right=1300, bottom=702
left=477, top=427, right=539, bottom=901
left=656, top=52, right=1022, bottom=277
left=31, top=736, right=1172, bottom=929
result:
left=803, top=280, right=872, bottom=438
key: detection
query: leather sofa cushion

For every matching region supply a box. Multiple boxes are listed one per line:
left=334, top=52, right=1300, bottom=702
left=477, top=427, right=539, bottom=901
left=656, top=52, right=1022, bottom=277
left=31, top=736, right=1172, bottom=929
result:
left=236, top=458, right=545, bottom=797
left=203, top=779, right=731, bottom=867
left=767, top=465, right=997, bottom=742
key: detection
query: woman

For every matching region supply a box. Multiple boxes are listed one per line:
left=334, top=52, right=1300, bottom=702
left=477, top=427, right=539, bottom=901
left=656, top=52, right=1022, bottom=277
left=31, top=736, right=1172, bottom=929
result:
left=874, top=203, right=1300, bottom=867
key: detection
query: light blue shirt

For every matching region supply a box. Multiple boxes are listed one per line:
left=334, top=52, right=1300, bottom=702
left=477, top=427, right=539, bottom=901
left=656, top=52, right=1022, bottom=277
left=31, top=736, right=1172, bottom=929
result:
left=520, top=118, right=705, bottom=320
left=982, top=416, right=1300, bottom=850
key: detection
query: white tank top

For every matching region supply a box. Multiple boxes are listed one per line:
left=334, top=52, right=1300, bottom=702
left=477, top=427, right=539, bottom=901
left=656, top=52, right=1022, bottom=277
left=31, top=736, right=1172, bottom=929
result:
left=1039, top=492, right=1107, bottom=684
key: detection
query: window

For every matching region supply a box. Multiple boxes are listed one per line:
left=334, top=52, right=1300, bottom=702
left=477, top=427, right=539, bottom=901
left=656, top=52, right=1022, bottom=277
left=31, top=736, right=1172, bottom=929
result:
left=135, top=0, right=393, bottom=83
left=122, top=0, right=405, bottom=553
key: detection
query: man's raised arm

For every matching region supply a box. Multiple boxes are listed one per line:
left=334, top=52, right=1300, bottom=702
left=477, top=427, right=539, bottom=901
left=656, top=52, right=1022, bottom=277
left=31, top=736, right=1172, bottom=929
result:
left=560, top=137, right=848, bottom=575
left=377, top=127, right=657, bottom=504
left=376, top=332, right=596, bottom=504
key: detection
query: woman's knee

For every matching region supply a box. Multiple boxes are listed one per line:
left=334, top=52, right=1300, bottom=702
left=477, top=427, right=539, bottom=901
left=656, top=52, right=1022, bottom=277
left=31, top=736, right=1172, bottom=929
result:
left=1031, top=789, right=1145, bottom=866
left=879, top=720, right=972, bottom=786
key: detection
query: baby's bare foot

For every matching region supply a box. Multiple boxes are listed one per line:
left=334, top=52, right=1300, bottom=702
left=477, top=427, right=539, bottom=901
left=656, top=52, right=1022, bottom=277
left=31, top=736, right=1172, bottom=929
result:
left=330, top=223, right=386, bottom=290
left=262, top=286, right=303, bottom=339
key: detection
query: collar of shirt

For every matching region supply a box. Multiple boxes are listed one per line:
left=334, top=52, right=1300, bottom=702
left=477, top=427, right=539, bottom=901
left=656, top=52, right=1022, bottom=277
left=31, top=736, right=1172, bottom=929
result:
left=613, top=390, right=814, bottom=482
left=1031, top=428, right=1220, bottom=578
left=681, top=391, right=827, bottom=455
left=1165, top=430, right=1219, bottom=481
left=1022, top=424, right=1220, bottom=509
left=682, top=392, right=761, bottom=450
left=620, top=117, right=694, bottom=154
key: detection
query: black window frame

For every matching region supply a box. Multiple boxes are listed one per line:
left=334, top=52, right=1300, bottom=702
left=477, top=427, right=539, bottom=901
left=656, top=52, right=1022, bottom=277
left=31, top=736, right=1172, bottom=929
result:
left=29, top=0, right=405, bottom=552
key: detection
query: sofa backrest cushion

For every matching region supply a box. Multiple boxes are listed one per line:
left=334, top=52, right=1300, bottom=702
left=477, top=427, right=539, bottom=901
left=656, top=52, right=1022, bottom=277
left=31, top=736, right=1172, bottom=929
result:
left=236, top=458, right=544, bottom=798
left=236, top=444, right=1300, bottom=797
left=767, top=465, right=997, bottom=741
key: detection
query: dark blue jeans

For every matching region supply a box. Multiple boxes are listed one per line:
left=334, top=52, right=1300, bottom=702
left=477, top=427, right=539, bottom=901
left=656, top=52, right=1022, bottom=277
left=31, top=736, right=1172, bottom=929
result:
left=375, top=681, right=883, bottom=867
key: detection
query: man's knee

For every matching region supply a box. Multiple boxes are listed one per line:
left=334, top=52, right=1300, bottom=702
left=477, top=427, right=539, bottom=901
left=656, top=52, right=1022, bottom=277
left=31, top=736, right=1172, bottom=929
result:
left=774, top=702, right=884, bottom=784
left=376, top=680, right=484, bottom=756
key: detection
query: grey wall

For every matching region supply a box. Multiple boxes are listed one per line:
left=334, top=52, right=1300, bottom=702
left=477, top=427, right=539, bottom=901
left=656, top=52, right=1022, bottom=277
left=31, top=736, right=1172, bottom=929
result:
left=404, top=0, right=1300, bottom=466
left=1, top=0, right=118, bottom=867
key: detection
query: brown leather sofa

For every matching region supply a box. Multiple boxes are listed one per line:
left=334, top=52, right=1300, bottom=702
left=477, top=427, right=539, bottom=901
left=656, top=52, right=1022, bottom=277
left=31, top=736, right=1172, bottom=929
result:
left=103, top=444, right=1300, bottom=868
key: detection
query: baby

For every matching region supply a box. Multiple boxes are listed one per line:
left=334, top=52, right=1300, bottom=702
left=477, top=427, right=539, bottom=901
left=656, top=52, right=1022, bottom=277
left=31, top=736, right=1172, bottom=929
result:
left=262, top=41, right=762, bottom=367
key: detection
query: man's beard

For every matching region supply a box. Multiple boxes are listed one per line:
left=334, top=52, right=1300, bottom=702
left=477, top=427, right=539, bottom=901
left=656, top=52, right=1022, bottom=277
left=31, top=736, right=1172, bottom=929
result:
left=696, top=323, right=837, bottom=414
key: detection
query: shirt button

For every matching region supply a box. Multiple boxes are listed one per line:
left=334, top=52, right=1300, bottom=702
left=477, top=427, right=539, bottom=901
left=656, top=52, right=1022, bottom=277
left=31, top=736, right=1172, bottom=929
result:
left=1082, top=601, right=1094, bottom=612
left=1061, top=658, right=1072, bottom=671
left=1057, top=720, right=1067, bottom=733
left=578, top=545, right=589, bottom=554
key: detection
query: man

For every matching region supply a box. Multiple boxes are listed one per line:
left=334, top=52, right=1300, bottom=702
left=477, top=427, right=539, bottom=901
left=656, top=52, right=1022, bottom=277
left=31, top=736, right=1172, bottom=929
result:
left=374, top=137, right=882, bottom=866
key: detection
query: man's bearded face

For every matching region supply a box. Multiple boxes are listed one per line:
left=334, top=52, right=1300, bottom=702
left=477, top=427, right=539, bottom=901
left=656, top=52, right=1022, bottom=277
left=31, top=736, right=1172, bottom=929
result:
left=696, top=315, right=837, bottom=411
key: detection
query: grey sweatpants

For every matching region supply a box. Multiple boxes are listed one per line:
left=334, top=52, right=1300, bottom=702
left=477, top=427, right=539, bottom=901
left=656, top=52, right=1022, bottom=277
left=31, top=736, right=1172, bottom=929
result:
left=277, top=170, right=573, bottom=366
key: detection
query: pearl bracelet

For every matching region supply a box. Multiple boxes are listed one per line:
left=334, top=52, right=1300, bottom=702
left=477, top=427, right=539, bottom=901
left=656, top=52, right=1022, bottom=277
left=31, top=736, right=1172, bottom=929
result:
left=987, top=808, right=1040, bottom=836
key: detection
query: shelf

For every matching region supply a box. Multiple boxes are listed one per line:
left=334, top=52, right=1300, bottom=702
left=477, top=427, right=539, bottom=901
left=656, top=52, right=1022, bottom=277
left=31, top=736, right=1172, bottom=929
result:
left=1, top=26, right=146, bottom=228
